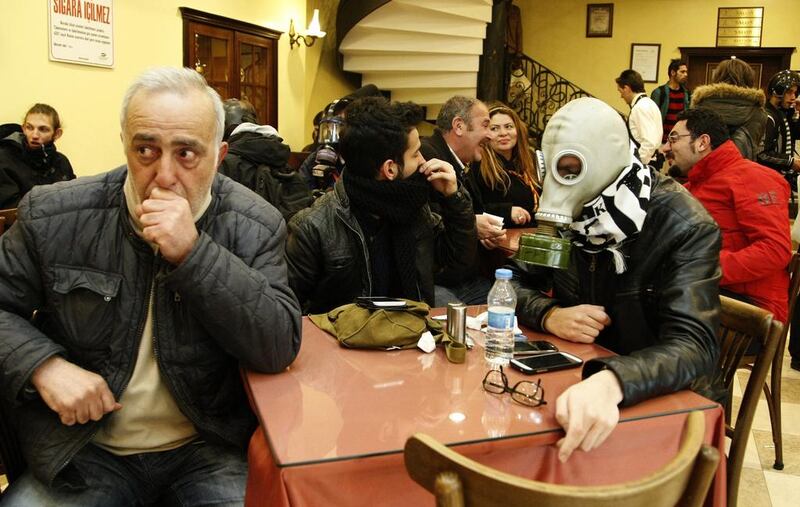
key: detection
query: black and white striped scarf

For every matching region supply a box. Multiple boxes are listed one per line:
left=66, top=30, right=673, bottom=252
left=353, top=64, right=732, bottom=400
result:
left=570, top=151, right=652, bottom=274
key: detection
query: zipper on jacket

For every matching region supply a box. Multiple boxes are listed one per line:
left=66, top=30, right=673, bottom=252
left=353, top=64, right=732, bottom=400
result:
left=51, top=253, right=158, bottom=483
left=338, top=212, right=373, bottom=294
left=151, top=258, right=232, bottom=445
left=589, top=253, right=597, bottom=304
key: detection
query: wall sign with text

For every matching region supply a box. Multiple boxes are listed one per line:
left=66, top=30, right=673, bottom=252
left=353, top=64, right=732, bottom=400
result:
left=716, top=7, right=763, bottom=47
left=49, top=0, right=114, bottom=68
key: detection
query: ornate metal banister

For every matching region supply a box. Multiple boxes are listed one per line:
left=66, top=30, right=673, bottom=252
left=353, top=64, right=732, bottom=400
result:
left=505, top=53, right=592, bottom=147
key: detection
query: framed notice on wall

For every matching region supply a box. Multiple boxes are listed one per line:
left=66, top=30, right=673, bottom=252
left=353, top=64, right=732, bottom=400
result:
left=49, top=0, right=115, bottom=67
left=630, top=43, right=661, bottom=83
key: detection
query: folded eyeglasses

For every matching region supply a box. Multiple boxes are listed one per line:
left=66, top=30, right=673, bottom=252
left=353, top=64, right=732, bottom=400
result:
left=482, top=366, right=546, bottom=407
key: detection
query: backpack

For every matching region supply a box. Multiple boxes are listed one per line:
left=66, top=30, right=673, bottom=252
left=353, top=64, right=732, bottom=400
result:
left=219, top=150, right=313, bottom=222
left=254, top=163, right=313, bottom=222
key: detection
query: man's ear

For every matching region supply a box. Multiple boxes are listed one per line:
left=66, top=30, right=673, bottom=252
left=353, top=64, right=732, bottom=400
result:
left=698, top=133, right=712, bottom=152
left=216, top=142, right=229, bottom=169
left=379, top=159, right=397, bottom=180
left=452, top=116, right=465, bottom=136
left=52, top=128, right=63, bottom=142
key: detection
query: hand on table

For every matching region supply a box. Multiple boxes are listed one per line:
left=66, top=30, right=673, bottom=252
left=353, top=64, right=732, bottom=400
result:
left=136, top=187, right=198, bottom=264
left=543, top=305, right=611, bottom=343
left=555, top=369, right=623, bottom=462
left=31, top=356, right=121, bottom=426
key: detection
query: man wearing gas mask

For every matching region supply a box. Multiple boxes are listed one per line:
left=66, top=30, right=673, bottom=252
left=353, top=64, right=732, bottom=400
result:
left=286, top=97, right=476, bottom=314
left=511, top=98, right=722, bottom=461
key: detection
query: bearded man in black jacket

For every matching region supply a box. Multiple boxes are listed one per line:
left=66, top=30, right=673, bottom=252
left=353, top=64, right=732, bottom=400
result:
left=286, top=97, right=477, bottom=314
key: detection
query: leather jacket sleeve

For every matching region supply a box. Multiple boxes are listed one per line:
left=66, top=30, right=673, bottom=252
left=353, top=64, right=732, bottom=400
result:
left=429, top=184, right=477, bottom=278
left=588, top=220, right=721, bottom=406
left=758, top=114, right=794, bottom=170
left=285, top=206, right=324, bottom=312
left=162, top=209, right=302, bottom=374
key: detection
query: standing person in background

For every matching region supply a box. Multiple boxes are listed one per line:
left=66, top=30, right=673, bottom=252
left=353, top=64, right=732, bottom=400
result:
left=0, top=104, right=74, bottom=209
left=471, top=103, right=540, bottom=227
left=690, top=57, right=766, bottom=161
left=651, top=59, right=691, bottom=167
left=757, top=70, right=800, bottom=187
left=615, top=70, right=663, bottom=165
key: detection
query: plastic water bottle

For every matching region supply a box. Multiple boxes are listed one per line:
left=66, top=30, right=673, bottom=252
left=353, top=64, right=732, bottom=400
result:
left=485, top=268, right=516, bottom=366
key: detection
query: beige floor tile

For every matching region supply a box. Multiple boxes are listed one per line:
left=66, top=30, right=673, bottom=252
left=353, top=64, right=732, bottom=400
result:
left=753, top=430, right=800, bottom=474
left=751, top=399, right=800, bottom=436
left=736, top=467, right=772, bottom=507
left=763, top=470, right=800, bottom=507
left=743, top=429, right=764, bottom=469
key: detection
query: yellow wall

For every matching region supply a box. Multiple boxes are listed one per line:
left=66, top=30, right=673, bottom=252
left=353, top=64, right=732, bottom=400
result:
left=1, top=0, right=350, bottom=176
left=520, top=0, right=799, bottom=112
left=303, top=0, right=357, bottom=149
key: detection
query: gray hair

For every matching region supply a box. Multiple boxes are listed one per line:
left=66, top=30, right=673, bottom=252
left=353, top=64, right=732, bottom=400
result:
left=436, top=96, right=480, bottom=132
left=120, top=67, right=225, bottom=143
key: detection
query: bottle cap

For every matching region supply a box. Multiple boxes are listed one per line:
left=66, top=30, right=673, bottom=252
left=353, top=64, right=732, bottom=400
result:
left=495, top=268, right=512, bottom=280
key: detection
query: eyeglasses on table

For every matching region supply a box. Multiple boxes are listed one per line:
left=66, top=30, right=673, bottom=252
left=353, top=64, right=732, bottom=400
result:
left=482, top=366, right=546, bottom=407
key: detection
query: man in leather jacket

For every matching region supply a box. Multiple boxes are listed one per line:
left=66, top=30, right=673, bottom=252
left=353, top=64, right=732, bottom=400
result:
left=286, top=97, right=477, bottom=314
left=0, top=68, right=302, bottom=505
left=510, top=98, right=723, bottom=462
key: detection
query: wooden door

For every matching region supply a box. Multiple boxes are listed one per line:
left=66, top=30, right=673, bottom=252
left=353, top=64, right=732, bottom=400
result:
left=181, top=7, right=281, bottom=129
left=680, top=47, right=794, bottom=92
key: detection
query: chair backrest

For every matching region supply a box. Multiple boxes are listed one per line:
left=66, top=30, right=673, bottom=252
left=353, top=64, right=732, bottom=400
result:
left=717, top=295, right=783, bottom=505
left=404, top=411, right=718, bottom=507
left=0, top=398, right=26, bottom=486
left=0, top=208, right=17, bottom=235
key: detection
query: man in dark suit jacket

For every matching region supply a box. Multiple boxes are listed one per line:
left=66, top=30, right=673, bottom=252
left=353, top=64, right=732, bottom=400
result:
left=421, top=96, right=502, bottom=304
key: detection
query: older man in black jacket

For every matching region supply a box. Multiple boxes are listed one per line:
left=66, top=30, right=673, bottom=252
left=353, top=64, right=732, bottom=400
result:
left=286, top=97, right=476, bottom=314
left=511, top=98, right=722, bottom=463
left=0, top=68, right=302, bottom=506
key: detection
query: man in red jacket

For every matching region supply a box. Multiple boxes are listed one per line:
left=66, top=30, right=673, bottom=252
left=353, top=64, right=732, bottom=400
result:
left=664, top=107, right=792, bottom=323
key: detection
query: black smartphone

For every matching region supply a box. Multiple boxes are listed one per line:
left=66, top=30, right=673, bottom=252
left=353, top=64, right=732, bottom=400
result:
left=510, top=351, right=583, bottom=374
left=354, top=296, right=408, bottom=310
left=513, top=340, right=558, bottom=357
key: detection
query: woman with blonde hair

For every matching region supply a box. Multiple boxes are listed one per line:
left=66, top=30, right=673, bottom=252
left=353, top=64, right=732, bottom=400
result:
left=470, top=103, right=540, bottom=227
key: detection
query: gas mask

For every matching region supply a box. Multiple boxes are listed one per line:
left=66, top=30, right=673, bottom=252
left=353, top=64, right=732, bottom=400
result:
left=312, top=99, right=348, bottom=189
left=515, top=97, right=637, bottom=269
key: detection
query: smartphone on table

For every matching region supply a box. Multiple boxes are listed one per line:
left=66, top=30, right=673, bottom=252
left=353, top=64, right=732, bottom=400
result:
left=354, top=296, right=408, bottom=310
left=510, top=351, right=583, bottom=374
left=513, top=339, right=558, bottom=357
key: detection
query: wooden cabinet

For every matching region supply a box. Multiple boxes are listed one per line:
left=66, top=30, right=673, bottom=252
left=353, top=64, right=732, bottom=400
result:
left=181, top=7, right=280, bottom=129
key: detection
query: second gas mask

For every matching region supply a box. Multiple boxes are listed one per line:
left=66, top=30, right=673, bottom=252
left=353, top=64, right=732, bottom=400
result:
left=515, top=97, right=634, bottom=269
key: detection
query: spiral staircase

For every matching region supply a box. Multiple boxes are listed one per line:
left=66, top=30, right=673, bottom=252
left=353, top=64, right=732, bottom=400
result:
left=337, top=0, right=493, bottom=120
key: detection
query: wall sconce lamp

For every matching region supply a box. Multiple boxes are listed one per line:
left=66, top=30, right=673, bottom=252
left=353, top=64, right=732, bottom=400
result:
left=289, top=9, right=326, bottom=49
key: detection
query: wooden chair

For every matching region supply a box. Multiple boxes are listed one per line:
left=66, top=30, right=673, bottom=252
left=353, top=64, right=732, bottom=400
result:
left=717, top=296, right=783, bottom=507
left=0, top=208, right=17, bottom=235
left=0, top=399, right=25, bottom=497
left=737, top=248, right=800, bottom=470
left=404, top=411, right=719, bottom=507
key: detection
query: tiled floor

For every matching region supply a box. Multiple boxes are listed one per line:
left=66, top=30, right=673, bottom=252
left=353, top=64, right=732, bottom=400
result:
left=732, top=340, right=800, bottom=507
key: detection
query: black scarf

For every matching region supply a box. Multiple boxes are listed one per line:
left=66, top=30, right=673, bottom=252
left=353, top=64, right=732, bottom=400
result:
left=23, top=142, right=59, bottom=172
left=343, top=170, right=430, bottom=300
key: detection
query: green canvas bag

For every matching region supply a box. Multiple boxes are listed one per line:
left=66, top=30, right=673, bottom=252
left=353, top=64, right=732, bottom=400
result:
left=309, top=299, right=446, bottom=350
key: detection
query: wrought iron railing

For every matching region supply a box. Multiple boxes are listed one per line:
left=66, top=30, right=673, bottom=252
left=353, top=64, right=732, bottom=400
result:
left=505, top=53, right=592, bottom=147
